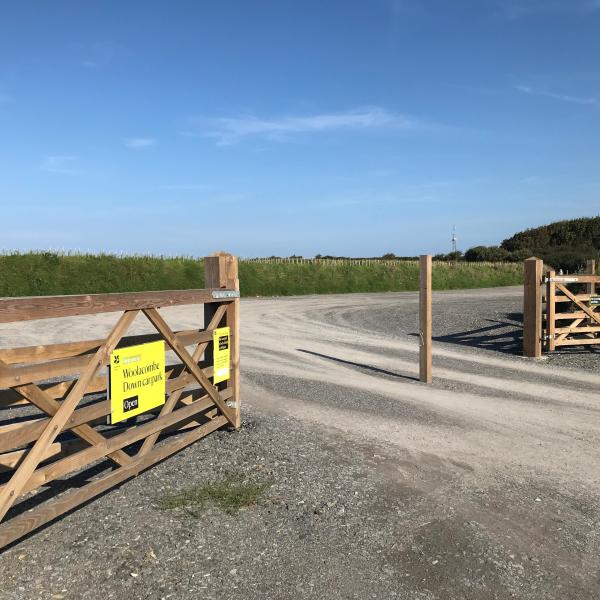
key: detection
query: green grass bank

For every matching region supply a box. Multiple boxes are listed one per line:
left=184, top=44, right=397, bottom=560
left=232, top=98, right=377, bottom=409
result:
left=0, top=253, right=523, bottom=297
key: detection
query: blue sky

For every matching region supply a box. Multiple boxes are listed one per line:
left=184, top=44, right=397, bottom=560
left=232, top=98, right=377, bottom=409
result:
left=1, top=0, right=599, bottom=257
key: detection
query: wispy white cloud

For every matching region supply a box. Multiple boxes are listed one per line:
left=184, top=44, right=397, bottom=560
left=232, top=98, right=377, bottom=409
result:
left=124, top=137, right=157, bottom=148
left=40, top=155, right=81, bottom=175
left=190, top=108, right=421, bottom=146
left=515, top=84, right=598, bottom=105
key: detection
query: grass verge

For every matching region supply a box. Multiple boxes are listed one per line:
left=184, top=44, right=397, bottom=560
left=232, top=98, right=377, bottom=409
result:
left=0, top=252, right=524, bottom=297
left=157, top=475, right=270, bottom=516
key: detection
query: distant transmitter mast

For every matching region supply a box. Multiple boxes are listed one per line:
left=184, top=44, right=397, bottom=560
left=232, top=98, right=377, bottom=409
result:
left=451, top=225, right=458, bottom=254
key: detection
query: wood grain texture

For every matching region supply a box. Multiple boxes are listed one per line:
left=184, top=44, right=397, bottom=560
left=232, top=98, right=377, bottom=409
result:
left=142, top=308, right=237, bottom=426
left=555, top=284, right=600, bottom=326
left=419, top=255, right=432, bottom=384
left=15, top=381, right=131, bottom=468
left=554, top=325, right=600, bottom=334
left=554, top=311, right=592, bottom=320
left=0, top=364, right=216, bottom=454
left=0, top=439, right=86, bottom=473
left=588, top=260, right=597, bottom=296
left=542, top=263, right=600, bottom=351
left=523, top=258, right=543, bottom=358
left=3, top=390, right=230, bottom=497
left=0, top=328, right=213, bottom=365
left=0, top=288, right=235, bottom=323
left=555, top=338, right=600, bottom=347
left=0, top=272, right=239, bottom=548
left=208, top=253, right=241, bottom=427
left=137, top=304, right=228, bottom=458
left=0, top=415, right=228, bottom=549
left=0, top=355, right=92, bottom=388
left=0, top=310, right=138, bottom=522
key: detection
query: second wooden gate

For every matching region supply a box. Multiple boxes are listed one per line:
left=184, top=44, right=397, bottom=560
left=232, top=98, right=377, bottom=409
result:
left=523, top=257, right=599, bottom=355
left=545, top=265, right=600, bottom=351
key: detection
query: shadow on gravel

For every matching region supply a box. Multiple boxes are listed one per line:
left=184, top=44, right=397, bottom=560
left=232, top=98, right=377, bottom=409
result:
left=421, top=311, right=600, bottom=358
left=409, top=312, right=524, bottom=355
left=435, top=319, right=522, bottom=355
left=297, top=349, right=419, bottom=381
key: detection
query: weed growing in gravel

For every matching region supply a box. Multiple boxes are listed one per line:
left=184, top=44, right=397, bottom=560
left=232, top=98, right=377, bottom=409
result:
left=157, top=476, right=270, bottom=516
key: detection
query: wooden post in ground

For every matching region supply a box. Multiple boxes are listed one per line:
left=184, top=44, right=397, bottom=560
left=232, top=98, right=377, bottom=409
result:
left=204, top=252, right=241, bottom=428
left=546, top=269, right=556, bottom=353
left=523, top=257, right=543, bottom=358
left=419, top=255, right=432, bottom=384
left=587, top=259, right=596, bottom=296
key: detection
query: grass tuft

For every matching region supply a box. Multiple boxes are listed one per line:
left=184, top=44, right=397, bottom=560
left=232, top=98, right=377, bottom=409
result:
left=157, top=476, right=270, bottom=516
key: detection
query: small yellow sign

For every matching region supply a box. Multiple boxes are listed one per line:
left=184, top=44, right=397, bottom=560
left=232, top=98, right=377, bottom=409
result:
left=109, top=341, right=166, bottom=424
left=213, top=326, right=231, bottom=384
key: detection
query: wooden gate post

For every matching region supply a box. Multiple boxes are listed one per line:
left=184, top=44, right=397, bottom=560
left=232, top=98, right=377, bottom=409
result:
left=523, top=257, right=543, bottom=358
left=204, top=252, right=241, bottom=428
left=587, top=259, right=596, bottom=296
left=419, top=255, right=432, bottom=384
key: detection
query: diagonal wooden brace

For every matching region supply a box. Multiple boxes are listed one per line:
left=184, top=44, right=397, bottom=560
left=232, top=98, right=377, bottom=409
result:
left=142, top=308, right=237, bottom=427
left=0, top=310, right=138, bottom=523
left=136, top=303, right=228, bottom=458
left=556, top=284, right=600, bottom=326
left=555, top=317, right=584, bottom=343
left=15, top=381, right=131, bottom=468
left=0, top=357, right=130, bottom=469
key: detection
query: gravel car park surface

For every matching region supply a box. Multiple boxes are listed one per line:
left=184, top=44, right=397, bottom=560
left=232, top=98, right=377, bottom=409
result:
left=1, top=287, right=600, bottom=599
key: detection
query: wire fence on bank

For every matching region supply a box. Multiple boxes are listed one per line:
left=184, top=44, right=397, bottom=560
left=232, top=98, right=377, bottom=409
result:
left=240, top=257, right=517, bottom=267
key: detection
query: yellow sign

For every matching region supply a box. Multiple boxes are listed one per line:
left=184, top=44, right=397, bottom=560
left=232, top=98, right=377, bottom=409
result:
left=109, top=341, right=166, bottom=424
left=213, top=327, right=231, bottom=384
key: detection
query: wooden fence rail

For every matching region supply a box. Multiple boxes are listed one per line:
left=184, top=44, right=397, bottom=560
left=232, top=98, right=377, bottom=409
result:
left=0, top=252, right=240, bottom=549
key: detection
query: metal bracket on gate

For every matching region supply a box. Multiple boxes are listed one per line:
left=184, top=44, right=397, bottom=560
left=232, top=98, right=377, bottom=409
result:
left=545, top=277, right=579, bottom=283
left=211, top=290, right=240, bottom=299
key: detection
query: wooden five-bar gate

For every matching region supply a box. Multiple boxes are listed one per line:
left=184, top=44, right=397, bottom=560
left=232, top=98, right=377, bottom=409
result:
left=523, top=257, right=599, bottom=356
left=0, top=253, right=240, bottom=549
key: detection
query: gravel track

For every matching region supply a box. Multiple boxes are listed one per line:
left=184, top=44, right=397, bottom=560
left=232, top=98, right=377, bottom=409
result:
left=1, top=287, right=600, bottom=599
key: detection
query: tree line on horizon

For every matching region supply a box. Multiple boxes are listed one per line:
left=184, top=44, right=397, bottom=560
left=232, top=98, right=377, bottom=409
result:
left=457, top=216, right=600, bottom=271
left=273, top=216, right=599, bottom=272
left=4, top=217, right=597, bottom=273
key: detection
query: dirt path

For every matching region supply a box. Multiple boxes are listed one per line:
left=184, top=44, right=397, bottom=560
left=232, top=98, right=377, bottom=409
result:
left=240, top=288, right=600, bottom=598
left=1, top=287, right=600, bottom=599
left=242, top=289, right=600, bottom=484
